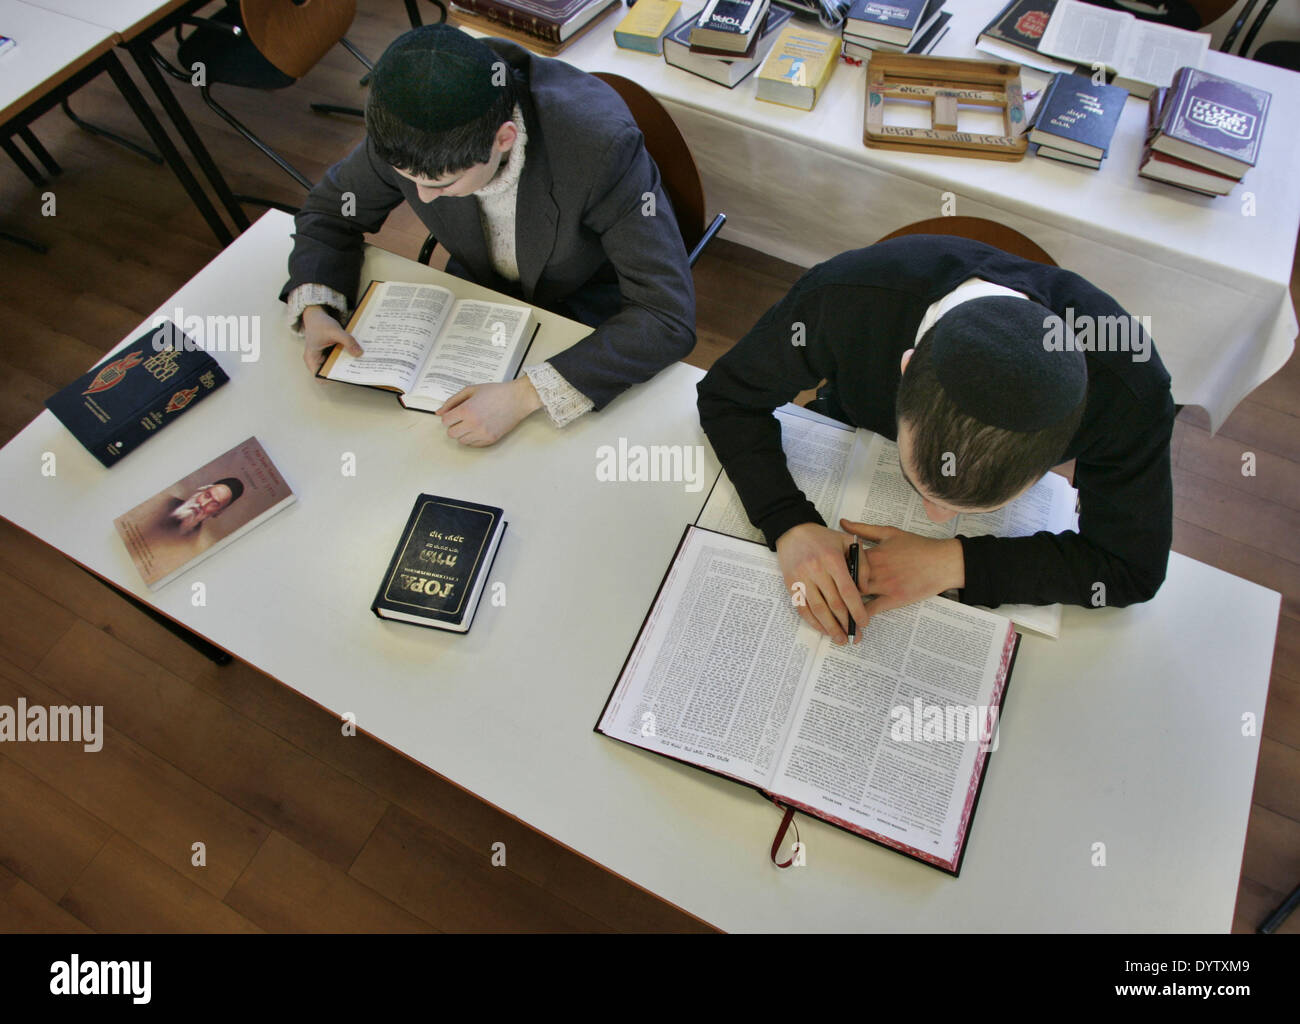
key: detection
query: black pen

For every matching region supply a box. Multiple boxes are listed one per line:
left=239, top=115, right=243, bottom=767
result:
left=846, top=541, right=859, bottom=638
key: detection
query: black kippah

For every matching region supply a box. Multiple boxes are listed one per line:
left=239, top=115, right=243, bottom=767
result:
left=928, top=296, right=1086, bottom=432
left=369, top=25, right=505, bottom=135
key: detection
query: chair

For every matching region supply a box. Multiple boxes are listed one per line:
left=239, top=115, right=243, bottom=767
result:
left=875, top=216, right=1057, bottom=266
left=149, top=0, right=371, bottom=211
left=1221, top=0, right=1300, bottom=69
left=416, top=72, right=727, bottom=269
left=1080, top=0, right=1237, bottom=32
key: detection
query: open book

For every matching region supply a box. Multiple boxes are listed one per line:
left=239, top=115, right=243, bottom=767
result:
left=318, top=280, right=538, bottom=412
left=597, top=525, right=1018, bottom=874
left=697, top=404, right=1078, bottom=638
left=1037, top=0, right=1209, bottom=98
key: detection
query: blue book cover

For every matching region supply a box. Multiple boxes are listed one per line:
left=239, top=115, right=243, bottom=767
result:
left=45, top=321, right=229, bottom=468
left=846, top=0, right=929, bottom=32
left=1157, top=66, right=1271, bottom=172
left=1029, top=72, right=1128, bottom=160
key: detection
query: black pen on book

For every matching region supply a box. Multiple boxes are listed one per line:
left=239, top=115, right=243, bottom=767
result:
left=846, top=541, right=859, bottom=638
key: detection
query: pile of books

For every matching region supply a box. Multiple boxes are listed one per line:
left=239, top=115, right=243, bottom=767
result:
left=448, top=0, right=621, bottom=55
left=1028, top=72, right=1127, bottom=169
left=1139, top=67, right=1272, bottom=197
left=663, top=0, right=792, bottom=89
left=613, top=0, right=689, bottom=54
left=841, top=0, right=949, bottom=61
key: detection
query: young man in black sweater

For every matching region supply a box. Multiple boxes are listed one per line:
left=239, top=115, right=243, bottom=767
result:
left=696, top=235, right=1175, bottom=644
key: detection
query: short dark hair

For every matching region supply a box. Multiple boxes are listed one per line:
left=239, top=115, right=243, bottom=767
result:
left=365, top=70, right=519, bottom=181
left=895, top=327, right=1085, bottom=509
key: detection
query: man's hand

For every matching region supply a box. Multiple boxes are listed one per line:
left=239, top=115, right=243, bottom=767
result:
left=776, top=522, right=865, bottom=644
left=840, top=520, right=965, bottom=621
left=302, top=305, right=362, bottom=373
left=436, top=377, right=543, bottom=447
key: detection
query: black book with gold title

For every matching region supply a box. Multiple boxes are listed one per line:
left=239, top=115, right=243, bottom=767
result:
left=372, top=494, right=506, bottom=633
left=45, top=321, right=229, bottom=467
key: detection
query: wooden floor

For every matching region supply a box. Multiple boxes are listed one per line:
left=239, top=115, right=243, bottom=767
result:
left=1, top=0, right=1296, bottom=933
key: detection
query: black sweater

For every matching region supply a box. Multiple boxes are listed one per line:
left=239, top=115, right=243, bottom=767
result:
left=696, top=236, right=1176, bottom=609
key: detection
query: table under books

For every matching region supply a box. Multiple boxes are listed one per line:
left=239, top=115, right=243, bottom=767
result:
left=0, top=210, right=1280, bottom=931
left=523, top=0, right=1300, bottom=432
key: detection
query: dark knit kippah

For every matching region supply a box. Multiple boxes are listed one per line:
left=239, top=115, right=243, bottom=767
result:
left=369, top=25, right=504, bottom=134
left=929, top=296, right=1086, bottom=432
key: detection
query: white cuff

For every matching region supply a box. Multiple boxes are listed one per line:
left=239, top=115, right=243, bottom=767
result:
left=522, top=362, right=594, bottom=428
left=287, top=283, right=349, bottom=333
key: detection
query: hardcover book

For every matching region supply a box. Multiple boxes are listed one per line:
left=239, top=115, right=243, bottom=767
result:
left=976, top=0, right=1076, bottom=75
left=448, top=1, right=619, bottom=53
left=596, top=524, right=1019, bottom=875
left=664, top=6, right=792, bottom=87
left=318, top=280, right=538, bottom=413
left=113, top=436, right=295, bottom=590
left=45, top=321, right=229, bottom=468
left=1140, top=145, right=1237, bottom=196
left=614, top=0, right=687, bottom=54
left=844, top=0, right=936, bottom=46
left=1034, top=143, right=1100, bottom=168
left=755, top=24, right=841, bottom=111
left=1028, top=72, right=1128, bottom=161
left=690, top=0, right=770, bottom=52
left=372, top=494, right=506, bottom=633
left=452, top=0, right=619, bottom=41
left=1150, top=66, right=1271, bottom=179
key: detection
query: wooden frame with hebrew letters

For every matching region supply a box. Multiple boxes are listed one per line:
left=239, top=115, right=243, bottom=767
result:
left=863, top=53, right=1029, bottom=162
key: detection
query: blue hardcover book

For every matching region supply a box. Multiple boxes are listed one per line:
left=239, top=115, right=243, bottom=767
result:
left=845, top=0, right=933, bottom=45
left=44, top=321, right=229, bottom=468
left=690, top=0, right=768, bottom=51
left=372, top=494, right=507, bottom=633
left=1028, top=72, right=1128, bottom=162
left=1151, top=66, right=1271, bottom=179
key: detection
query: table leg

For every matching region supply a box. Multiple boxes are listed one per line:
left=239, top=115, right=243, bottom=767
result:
left=17, top=127, right=62, bottom=176
left=102, top=52, right=234, bottom=246
left=77, top=566, right=232, bottom=666
left=124, top=39, right=252, bottom=235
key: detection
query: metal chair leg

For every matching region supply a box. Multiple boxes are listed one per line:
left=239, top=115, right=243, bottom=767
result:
left=17, top=128, right=61, bottom=176
left=340, top=37, right=373, bottom=71
left=61, top=99, right=164, bottom=164
left=310, top=103, right=365, bottom=117
left=199, top=84, right=313, bottom=190
left=233, top=193, right=300, bottom=215
left=0, top=229, right=48, bottom=253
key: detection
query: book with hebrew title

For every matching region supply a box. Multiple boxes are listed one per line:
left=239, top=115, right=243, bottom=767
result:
left=318, top=280, right=537, bottom=413
left=663, top=5, right=792, bottom=86
left=1149, top=66, right=1270, bottom=179
left=976, top=0, right=1076, bottom=75
left=696, top=404, right=1078, bottom=638
left=1028, top=72, right=1128, bottom=162
left=451, top=0, right=619, bottom=41
left=844, top=0, right=939, bottom=46
left=690, top=0, right=770, bottom=52
left=372, top=494, right=506, bottom=633
left=755, top=24, right=841, bottom=111
left=596, top=523, right=1019, bottom=875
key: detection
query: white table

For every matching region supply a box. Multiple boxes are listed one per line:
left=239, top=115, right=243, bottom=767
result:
left=542, top=1, right=1300, bottom=432
left=0, top=210, right=1280, bottom=931
left=15, top=0, right=191, bottom=43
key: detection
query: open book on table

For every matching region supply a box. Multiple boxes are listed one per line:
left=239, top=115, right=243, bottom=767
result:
left=697, top=404, right=1079, bottom=638
left=318, top=279, right=539, bottom=412
left=596, top=524, right=1019, bottom=875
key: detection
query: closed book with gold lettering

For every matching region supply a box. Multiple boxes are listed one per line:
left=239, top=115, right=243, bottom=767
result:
left=372, top=494, right=507, bottom=633
left=755, top=25, right=841, bottom=111
left=45, top=320, right=229, bottom=468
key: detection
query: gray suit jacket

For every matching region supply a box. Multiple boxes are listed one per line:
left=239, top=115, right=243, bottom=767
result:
left=281, top=39, right=696, bottom=410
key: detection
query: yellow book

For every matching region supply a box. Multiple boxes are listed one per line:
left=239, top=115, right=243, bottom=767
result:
left=755, top=25, right=841, bottom=111
left=614, top=0, right=686, bottom=54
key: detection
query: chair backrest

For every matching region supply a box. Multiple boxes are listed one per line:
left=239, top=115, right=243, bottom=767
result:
left=240, top=0, right=356, bottom=79
left=591, top=72, right=707, bottom=252
left=876, top=216, right=1057, bottom=266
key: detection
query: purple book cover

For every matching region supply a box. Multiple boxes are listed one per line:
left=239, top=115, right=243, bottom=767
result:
left=1161, top=67, right=1271, bottom=168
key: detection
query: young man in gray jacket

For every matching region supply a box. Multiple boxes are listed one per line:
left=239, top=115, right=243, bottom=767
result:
left=282, top=25, right=696, bottom=445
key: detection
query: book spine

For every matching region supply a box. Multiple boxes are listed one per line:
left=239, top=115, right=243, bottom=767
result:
left=458, top=0, right=565, bottom=41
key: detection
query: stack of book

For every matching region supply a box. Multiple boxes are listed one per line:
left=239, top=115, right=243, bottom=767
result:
left=614, top=0, right=689, bottom=54
left=1028, top=72, right=1127, bottom=169
left=755, top=23, right=841, bottom=111
left=1139, top=67, right=1272, bottom=197
left=449, top=0, right=621, bottom=55
left=690, top=0, right=770, bottom=54
left=663, top=4, right=792, bottom=88
left=841, top=0, right=944, bottom=60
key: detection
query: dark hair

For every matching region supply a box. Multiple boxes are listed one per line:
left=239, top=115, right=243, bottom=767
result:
left=365, top=71, right=519, bottom=181
left=213, top=477, right=244, bottom=504
left=895, top=327, right=1085, bottom=509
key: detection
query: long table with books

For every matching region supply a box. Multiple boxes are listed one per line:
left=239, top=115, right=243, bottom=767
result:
left=0, top=209, right=1281, bottom=931
left=491, top=0, right=1300, bottom=432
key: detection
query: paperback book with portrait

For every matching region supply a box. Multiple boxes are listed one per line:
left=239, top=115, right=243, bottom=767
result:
left=372, top=494, right=506, bottom=633
left=112, top=437, right=295, bottom=590
left=318, top=280, right=538, bottom=413
left=596, top=523, right=1018, bottom=875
